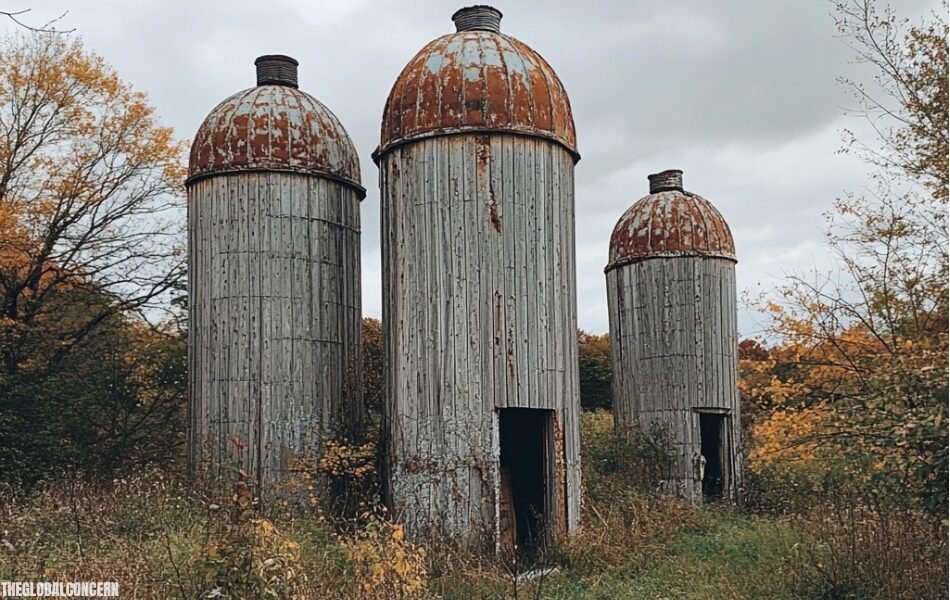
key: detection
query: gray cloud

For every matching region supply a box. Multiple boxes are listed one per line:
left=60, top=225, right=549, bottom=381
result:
left=11, top=0, right=937, bottom=336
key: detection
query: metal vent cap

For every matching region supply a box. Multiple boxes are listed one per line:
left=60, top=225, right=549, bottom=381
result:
left=255, top=54, right=299, bottom=88
left=452, top=5, right=502, bottom=32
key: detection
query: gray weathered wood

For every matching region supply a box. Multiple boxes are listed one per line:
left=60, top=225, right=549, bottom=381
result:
left=606, top=257, right=740, bottom=503
left=188, top=172, right=362, bottom=486
left=381, top=133, right=581, bottom=540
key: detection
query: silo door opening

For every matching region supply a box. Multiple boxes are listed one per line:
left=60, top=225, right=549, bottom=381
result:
left=499, top=408, right=553, bottom=554
left=699, top=413, right=727, bottom=500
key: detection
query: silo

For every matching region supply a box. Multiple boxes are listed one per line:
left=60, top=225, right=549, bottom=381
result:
left=375, top=6, right=582, bottom=546
left=605, top=170, right=740, bottom=503
left=187, top=55, right=364, bottom=486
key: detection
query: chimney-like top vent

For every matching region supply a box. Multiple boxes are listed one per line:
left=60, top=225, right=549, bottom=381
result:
left=255, top=55, right=299, bottom=88
left=452, top=5, right=502, bottom=32
left=648, top=169, right=684, bottom=193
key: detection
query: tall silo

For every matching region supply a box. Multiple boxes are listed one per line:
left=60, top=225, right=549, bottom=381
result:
left=187, top=55, right=364, bottom=486
left=605, top=170, right=740, bottom=503
left=375, top=6, right=582, bottom=546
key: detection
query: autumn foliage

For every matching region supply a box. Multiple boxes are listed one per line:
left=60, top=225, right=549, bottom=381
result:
left=577, top=331, right=612, bottom=410
left=0, top=3, right=946, bottom=598
left=0, top=32, right=187, bottom=483
left=743, top=1, right=948, bottom=515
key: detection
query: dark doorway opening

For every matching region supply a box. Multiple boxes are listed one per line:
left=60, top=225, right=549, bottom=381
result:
left=699, top=413, right=725, bottom=500
left=499, top=408, right=551, bottom=551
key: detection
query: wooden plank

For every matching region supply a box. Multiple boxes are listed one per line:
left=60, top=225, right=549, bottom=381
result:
left=607, top=255, right=739, bottom=504
left=188, top=170, right=362, bottom=489
left=382, top=135, right=582, bottom=539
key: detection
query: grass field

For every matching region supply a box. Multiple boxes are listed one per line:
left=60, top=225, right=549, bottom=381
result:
left=1, top=413, right=945, bottom=599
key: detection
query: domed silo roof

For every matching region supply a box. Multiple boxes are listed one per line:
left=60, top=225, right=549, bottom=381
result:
left=607, top=169, right=735, bottom=270
left=374, top=5, right=578, bottom=162
left=188, top=55, right=364, bottom=196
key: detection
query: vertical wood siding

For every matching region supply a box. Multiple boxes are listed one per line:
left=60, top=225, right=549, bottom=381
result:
left=606, top=257, right=740, bottom=502
left=380, top=133, right=582, bottom=539
left=188, top=172, right=362, bottom=486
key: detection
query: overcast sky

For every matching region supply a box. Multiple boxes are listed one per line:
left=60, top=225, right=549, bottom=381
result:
left=8, top=0, right=938, bottom=336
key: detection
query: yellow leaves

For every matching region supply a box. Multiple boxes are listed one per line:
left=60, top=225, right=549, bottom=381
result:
left=342, top=514, right=428, bottom=599
left=744, top=303, right=947, bottom=510
left=391, top=524, right=405, bottom=542
left=748, top=403, right=830, bottom=473
left=255, top=517, right=275, bottom=538
left=317, top=439, right=376, bottom=479
left=0, top=32, right=186, bottom=312
left=198, top=513, right=306, bottom=596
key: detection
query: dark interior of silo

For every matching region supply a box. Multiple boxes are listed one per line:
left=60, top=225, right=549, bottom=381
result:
left=499, top=408, right=550, bottom=552
left=700, top=413, right=725, bottom=500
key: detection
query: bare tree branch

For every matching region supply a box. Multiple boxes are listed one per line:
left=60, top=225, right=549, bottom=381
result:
left=1, top=8, right=73, bottom=33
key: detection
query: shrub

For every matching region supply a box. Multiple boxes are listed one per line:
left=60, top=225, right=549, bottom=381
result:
left=289, top=437, right=379, bottom=523
left=581, top=409, right=672, bottom=505
left=786, top=501, right=948, bottom=599
left=190, top=467, right=308, bottom=599
left=341, top=507, right=429, bottom=599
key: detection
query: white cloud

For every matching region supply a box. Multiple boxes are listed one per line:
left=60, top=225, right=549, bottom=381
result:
left=9, top=0, right=933, bottom=336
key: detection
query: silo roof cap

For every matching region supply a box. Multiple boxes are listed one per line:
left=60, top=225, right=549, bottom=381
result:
left=606, top=170, right=736, bottom=270
left=188, top=56, right=364, bottom=197
left=374, top=5, right=578, bottom=163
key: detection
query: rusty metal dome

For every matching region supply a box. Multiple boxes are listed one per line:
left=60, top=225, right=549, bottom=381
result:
left=188, top=55, right=363, bottom=196
left=606, top=170, right=736, bottom=270
left=374, top=5, right=578, bottom=163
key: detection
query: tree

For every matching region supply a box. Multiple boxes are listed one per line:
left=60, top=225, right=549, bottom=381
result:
left=578, top=330, right=612, bottom=411
left=0, top=32, right=185, bottom=375
left=737, top=339, right=770, bottom=447
left=747, top=0, right=948, bottom=513
left=835, top=0, right=948, bottom=202
left=0, top=32, right=187, bottom=482
left=362, top=318, right=383, bottom=422
left=0, top=285, right=187, bottom=482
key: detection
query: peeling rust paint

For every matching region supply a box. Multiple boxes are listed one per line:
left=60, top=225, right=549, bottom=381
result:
left=187, top=85, right=365, bottom=197
left=606, top=189, right=736, bottom=271
left=552, top=412, right=568, bottom=534
left=374, top=30, right=579, bottom=163
left=380, top=8, right=582, bottom=542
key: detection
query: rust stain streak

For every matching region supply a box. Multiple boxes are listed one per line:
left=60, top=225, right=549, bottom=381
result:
left=476, top=135, right=501, bottom=232
left=552, top=413, right=567, bottom=534
left=488, top=182, right=501, bottom=232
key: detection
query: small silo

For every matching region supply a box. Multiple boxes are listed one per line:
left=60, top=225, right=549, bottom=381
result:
left=375, top=6, right=582, bottom=546
left=187, top=55, right=364, bottom=486
left=605, top=170, right=740, bottom=503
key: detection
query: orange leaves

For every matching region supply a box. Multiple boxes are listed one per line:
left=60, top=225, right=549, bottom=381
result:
left=748, top=403, right=829, bottom=472
left=0, top=203, right=31, bottom=273
left=0, top=31, right=186, bottom=374
left=316, top=439, right=376, bottom=479
left=743, top=304, right=947, bottom=510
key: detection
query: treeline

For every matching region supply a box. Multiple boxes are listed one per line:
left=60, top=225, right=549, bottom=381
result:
left=0, top=33, right=186, bottom=483
left=1, top=2, right=946, bottom=522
